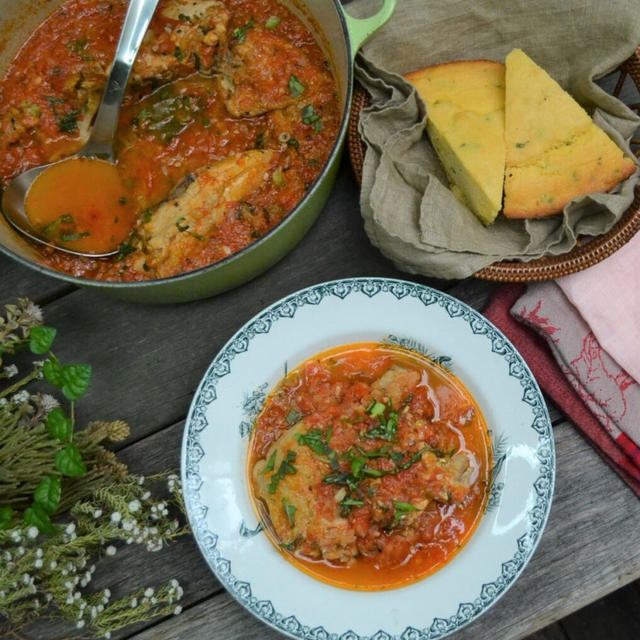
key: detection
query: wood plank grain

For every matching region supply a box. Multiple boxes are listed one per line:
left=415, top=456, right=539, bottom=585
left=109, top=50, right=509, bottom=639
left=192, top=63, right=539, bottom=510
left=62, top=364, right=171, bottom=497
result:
left=0, top=253, right=75, bottom=304
left=560, top=579, right=640, bottom=639
left=123, top=420, right=640, bottom=640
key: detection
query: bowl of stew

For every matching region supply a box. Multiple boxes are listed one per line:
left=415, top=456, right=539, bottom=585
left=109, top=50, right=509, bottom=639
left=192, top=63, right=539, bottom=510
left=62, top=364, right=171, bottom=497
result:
left=182, top=277, right=555, bottom=638
left=0, top=0, right=395, bottom=303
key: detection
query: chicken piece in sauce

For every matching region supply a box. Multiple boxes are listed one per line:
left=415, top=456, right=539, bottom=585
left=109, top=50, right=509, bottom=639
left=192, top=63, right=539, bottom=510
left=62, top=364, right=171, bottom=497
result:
left=127, top=149, right=275, bottom=278
left=251, top=356, right=488, bottom=571
left=132, top=0, right=230, bottom=84
left=219, top=26, right=323, bottom=117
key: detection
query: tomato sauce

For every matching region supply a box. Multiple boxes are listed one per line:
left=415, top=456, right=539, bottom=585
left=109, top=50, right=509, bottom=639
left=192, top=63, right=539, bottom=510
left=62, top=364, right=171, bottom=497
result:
left=248, top=343, right=492, bottom=591
left=0, top=0, right=339, bottom=280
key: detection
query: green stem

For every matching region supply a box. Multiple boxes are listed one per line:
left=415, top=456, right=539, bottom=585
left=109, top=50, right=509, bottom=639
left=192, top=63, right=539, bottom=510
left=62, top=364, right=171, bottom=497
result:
left=0, top=370, right=40, bottom=399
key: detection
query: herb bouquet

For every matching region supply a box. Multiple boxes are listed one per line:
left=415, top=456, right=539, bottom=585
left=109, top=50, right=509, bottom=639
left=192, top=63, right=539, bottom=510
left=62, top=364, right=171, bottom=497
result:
left=0, top=299, right=189, bottom=639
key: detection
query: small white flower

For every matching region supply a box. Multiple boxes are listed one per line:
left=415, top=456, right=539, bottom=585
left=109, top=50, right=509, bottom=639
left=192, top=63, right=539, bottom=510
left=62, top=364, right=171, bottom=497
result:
left=103, top=588, right=111, bottom=599
left=22, top=573, right=32, bottom=585
left=110, top=511, right=122, bottom=524
left=141, top=491, right=151, bottom=500
left=93, top=509, right=103, bottom=519
left=128, top=499, right=141, bottom=512
left=144, top=587, right=154, bottom=598
left=65, top=523, right=76, bottom=534
left=130, top=597, right=138, bottom=608
left=10, top=530, right=21, bottom=542
left=49, top=560, right=57, bottom=570
left=24, top=301, right=43, bottom=322
left=90, top=606, right=98, bottom=619
left=34, top=558, right=43, bottom=569
left=105, top=545, right=117, bottom=557
left=137, top=476, right=145, bottom=485
left=97, top=603, right=105, bottom=613
left=3, top=364, right=18, bottom=378
left=122, top=518, right=135, bottom=532
left=76, top=620, right=85, bottom=629
left=0, top=398, right=7, bottom=407
left=104, top=632, right=111, bottom=639
left=16, top=546, right=25, bottom=556
left=39, top=393, right=60, bottom=413
left=11, top=390, right=30, bottom=404
left=173, top=605, right=182, bottom=615
left=35, top=548, right=43, bottom=558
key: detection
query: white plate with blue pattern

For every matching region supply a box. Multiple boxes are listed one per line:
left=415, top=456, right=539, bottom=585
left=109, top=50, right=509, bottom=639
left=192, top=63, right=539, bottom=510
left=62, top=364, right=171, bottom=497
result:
left=181, top=278, right=555, bottom=639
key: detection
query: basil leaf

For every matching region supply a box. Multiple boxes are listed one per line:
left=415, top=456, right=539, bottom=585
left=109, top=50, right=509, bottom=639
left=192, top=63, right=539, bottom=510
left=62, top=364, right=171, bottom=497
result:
left=24, top=503, right=57, bottom=535
left=0, top=506, right=14, bottom=530
left=46, top=408, right=72, bottom=442
left=263, top=450, right=277, bottom=474
left=43, top=358, right=64, bottom=386
left=29, top=326, right=57, bottom=354
left=55, top=443, right=87, bottom=477
left=34, top=475, right=61, bottom=514
left=267, top=450, right=297, bottom=494
left=283, top=500, right=297, bottom=527
left=288, top=75, right=304, bottom=98
left=60, top=364, right=91, bottom=400
left=285, top=409, right=302, bottom=425
left=265, top=16, right=280, bottom=29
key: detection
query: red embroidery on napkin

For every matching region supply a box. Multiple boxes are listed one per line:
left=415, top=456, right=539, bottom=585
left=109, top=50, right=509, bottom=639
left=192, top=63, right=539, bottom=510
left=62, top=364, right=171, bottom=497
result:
left=570, top=333, right=633, bottom=426
left=520, top=299, right=560, bottom=342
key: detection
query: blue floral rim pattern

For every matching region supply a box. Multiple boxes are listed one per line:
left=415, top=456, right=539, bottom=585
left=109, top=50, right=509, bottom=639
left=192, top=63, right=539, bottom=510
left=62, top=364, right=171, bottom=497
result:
left=182, top=278, right=555, bottom=639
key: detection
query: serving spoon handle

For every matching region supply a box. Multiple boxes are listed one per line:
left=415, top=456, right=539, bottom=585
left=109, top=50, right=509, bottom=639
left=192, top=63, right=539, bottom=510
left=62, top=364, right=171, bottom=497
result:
left=81, top=0, right=160, bottom=159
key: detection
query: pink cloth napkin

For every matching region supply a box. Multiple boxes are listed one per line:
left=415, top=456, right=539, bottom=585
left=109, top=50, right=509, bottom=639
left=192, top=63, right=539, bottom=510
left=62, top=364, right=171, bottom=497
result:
left=484, top=284, right=640, bottom=498
left=512, top=281, right=640, bottom=456
left=555, top=231, right=640, bottom=383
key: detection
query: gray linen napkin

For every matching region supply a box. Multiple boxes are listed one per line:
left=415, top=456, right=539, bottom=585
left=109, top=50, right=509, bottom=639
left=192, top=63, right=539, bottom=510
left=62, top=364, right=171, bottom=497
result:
left=348, top=0, right=640, bottom=278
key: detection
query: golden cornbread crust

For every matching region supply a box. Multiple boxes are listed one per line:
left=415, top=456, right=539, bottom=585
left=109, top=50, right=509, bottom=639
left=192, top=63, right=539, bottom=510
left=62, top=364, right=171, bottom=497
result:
left=503, top=48, right=637, bottom=218
left=406, top=60, right=506, bottom=226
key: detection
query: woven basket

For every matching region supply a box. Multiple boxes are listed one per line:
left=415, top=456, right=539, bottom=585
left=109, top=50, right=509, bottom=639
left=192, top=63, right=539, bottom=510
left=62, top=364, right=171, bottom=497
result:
left=347, top=46, right=640, bottom=282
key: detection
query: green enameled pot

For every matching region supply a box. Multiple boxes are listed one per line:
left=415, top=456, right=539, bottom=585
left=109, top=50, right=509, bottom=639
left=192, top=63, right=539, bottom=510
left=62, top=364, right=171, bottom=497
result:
left=0, top=0, right=395, bottom=303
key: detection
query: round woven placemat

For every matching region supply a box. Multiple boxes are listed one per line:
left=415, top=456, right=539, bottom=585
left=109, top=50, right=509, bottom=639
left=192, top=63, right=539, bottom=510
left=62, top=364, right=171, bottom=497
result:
left=347, top=47, right=640, bottom=282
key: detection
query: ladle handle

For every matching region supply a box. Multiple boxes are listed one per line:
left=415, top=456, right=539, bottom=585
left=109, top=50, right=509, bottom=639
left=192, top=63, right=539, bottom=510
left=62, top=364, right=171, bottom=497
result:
left=82, top=0, right=160, bottom=158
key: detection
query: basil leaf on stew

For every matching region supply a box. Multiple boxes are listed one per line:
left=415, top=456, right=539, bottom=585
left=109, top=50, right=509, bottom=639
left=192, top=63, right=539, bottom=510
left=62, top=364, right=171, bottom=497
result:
left=267, top=450, right=297, bottom=493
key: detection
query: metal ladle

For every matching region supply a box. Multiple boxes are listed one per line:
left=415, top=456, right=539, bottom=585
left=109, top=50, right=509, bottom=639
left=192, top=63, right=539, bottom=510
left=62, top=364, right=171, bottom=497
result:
left=1, top=0, right=160, bottom=258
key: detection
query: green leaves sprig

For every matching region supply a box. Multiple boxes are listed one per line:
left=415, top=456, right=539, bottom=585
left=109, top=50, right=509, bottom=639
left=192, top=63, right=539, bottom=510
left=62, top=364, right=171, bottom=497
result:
left=0, top=322, right=91, bottom=534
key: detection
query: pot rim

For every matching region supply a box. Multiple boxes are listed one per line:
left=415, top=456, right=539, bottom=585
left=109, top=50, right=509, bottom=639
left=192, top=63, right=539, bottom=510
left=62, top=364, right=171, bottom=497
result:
left=0, top=0, right=355, bottom=291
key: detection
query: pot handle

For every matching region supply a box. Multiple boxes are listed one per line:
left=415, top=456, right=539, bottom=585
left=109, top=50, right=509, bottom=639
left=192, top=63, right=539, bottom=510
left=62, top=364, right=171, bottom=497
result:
left=341, top=0, right=396, bottom=60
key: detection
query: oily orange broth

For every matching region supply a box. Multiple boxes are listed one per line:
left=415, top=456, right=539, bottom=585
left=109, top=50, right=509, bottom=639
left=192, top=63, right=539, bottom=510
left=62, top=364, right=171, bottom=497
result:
left=248, top=343, right=492, bottom=591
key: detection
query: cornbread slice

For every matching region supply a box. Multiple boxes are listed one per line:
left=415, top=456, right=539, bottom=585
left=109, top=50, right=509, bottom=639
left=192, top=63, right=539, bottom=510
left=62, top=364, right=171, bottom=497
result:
left=406, top=60, right=506, bottom=226
left=504, top=48, right=636, bottom=218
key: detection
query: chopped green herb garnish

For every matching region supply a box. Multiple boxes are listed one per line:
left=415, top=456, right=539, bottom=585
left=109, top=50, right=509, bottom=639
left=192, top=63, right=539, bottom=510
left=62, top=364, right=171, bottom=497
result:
left=286, top=138, right=299, bottom=149
left=267, top=450, right=297, bottom=494
left=288, top=75, right=305, bottom=98
left=192, top=51, right=201, bottom=71
left=174, top=46, right=184, bottom=61
left=263, top=450, right=277, bottom=474
left=178, top=12, right=193, bottom=23
left=232, top=18, right=255, bottom=44
left=118, top=197, right=127, bottom=205
left=366, top=399, right=386, bottom=418
left=116, top=241, right=136, bottom=260
left=265, top=16, right=280, bottom=29
left=301, top=104, right=322, bottom=132
left=175, top=217, right=190, bottom=232
left=60, top=232, right=90, bottom=242
left=286, top=409, right=302, bottom=425
left=55, top=110, right=79, bottom=134
left=272, top=167, right=285, bottom=187
left=283, top=500, right=297, bottom=527
left=393, top=500, right=419, bottom=521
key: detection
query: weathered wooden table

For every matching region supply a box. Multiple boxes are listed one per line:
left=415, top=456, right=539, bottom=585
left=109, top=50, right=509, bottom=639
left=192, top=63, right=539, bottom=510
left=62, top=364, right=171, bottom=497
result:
left=3, top=147, right=640, bottom=640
